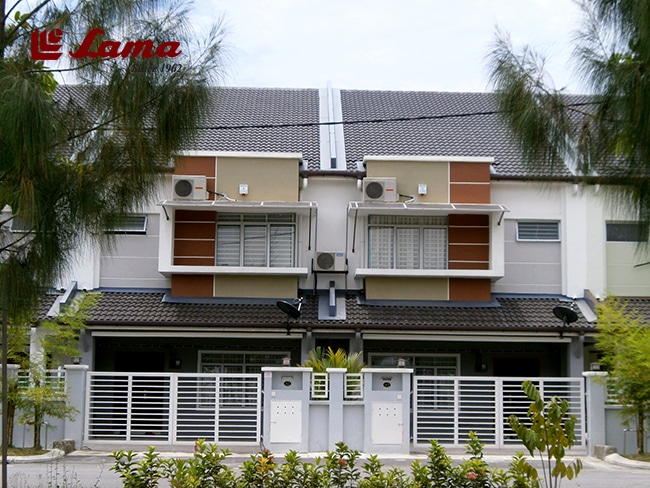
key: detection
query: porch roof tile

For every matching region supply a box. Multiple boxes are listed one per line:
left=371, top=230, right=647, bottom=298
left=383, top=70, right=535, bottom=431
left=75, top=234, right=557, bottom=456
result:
left=84, top=291, right=595, bottom=334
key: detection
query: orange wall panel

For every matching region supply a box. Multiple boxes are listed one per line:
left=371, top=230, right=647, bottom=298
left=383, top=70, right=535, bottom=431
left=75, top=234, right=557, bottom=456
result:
left=175, top=156, right=216, bottom=177
left=448, top=214, right=489, bottom=226
left=448, top=227, right=489, bottom=244
left=449, top=278, right=491, bottom=301
left=450, top=183, right=490, bottom=204
left=173, top=257, right=216, bottom=266
left=175, top=222, right=216, bottom=239
left=175, top=210, right=216, bottom=222
left=171, top=274, right=214, bottom=297
left=448, top=261, right=490, bottom=270
left=450, top=162, right=491, bottom=182
left=174, top=239, right=215, bottom=258
left=448, top=244, right=490, bottom=262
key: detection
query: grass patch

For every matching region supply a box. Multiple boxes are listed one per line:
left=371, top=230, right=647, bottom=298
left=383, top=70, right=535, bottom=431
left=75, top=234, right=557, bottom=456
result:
left=7, top=447, right=48, bottom=456
left=623, top=453, right=650, bottom=462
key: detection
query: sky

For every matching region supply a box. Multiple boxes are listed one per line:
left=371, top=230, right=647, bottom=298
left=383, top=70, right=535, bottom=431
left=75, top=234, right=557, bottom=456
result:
left=193, top=0, right=586, bottom=93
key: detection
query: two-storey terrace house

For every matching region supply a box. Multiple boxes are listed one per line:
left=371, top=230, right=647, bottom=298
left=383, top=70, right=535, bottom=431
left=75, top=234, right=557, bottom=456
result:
left=39, top=85, right=609, bottom=381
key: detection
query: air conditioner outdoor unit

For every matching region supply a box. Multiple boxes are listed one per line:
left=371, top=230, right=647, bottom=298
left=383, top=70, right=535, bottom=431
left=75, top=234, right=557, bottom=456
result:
left=314, top=251, right=346, bottom=272
left=172, top=175, right=207, bottom=200
left=362, top=177, right=398, bottom=202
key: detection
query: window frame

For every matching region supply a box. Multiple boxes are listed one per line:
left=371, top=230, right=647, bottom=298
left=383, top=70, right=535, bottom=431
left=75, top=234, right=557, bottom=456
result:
left=516, top=221, right=561, bottom=242
left=606, top=221, right=649, bottom=243
left=104, top=215, right=148, bottom=235
left=216, top=213, right=296, bottom=267
left=367, top=215, right=448, bottom=270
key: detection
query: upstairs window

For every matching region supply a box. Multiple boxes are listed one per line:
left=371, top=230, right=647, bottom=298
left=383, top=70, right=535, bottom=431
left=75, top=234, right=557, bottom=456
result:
left=516, top=221, right=560, bottom=241
left=216, top=213, right=295, bottom=267
left=606, top=222, right=648, bottom=242
left=105, top=215, right=148, bottom=234
left=368, top=215, right=447, bottom=269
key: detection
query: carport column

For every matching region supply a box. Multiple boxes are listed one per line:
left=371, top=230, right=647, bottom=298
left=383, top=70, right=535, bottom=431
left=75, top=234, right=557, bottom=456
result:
left=327, top=368, right=346, bottom=448
left=583, top=371, right=608, bottom=455
left=63, top=364, right=89, bottom=449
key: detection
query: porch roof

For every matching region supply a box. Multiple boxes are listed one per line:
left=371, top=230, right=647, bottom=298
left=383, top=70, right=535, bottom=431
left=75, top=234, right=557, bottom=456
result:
left=83, top=291, right=596, bottom=335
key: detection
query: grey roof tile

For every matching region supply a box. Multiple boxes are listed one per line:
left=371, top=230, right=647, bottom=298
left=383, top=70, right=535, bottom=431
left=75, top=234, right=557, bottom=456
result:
left=54, top=85, right=590, bottom=178
left=185, top=87, right=321, bottom=169
left=340, top=90, right=574, bottom=178
left=85, top=291, right=594, bottom=334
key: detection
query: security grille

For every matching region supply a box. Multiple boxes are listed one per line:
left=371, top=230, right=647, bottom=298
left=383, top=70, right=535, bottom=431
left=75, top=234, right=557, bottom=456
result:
left=85, top=372, right=261, bottom=446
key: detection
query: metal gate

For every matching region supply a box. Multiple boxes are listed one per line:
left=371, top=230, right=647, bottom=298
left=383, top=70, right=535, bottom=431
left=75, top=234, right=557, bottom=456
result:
left=84, top=372, right=261, bottom=447
left=413, top=376, right=585, bottom=449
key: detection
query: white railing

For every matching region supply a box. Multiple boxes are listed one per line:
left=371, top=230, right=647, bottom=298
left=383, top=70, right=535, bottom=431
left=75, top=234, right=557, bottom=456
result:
left=413, top=376, right=585, bottom=449
left=310, top=372, right=329, bottom=399
left=17, top=368, right=67, bottom=395
left=309, top=372, right=364, bottom=400
left=85, top=372, right=261, bottom=445
left=344, top=373, right=363, bottom=400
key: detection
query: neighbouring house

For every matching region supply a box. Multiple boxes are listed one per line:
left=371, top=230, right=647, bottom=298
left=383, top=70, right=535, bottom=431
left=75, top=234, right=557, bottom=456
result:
left=7, top=85, right=650, bottom=451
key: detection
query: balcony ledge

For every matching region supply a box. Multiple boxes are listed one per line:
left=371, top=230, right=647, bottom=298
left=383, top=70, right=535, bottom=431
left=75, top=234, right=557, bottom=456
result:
left=355, top=268, right=504, bottom=279
left=159, top=265, right=309, bottom=277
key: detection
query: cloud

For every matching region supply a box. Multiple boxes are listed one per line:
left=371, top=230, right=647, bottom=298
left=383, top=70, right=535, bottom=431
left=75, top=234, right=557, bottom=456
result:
left=197, top=0, right=582, bottom=92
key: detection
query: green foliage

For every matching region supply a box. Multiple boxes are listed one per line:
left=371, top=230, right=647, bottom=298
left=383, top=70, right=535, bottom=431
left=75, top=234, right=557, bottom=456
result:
left=280, top=451, right=326, bottom=488
left=16, top=369, right=78, bottom=449
left=505, top=453, right=540, bottom=488
left=300, top=347, right=366, bottom=373
left=324, top=442, right=362, bottom=488
left=487, top=0, right=650, bottom=231
left=0, top=0, right=228, bottom=321
left=358, top=455, right=409, bottom=488
left=111, top=447, right=165, bottom=488
left=38, top=292, right=98, bottom=366
left=9, top=293, right=97, bottom=449
left=508, top=381, right=582, bottom=488
left=595, top=297, right=650, bottom=454
left=109, top=436, right=575, bottom=488
left=163, top=439, right=234, bottom=488
left=238, top=449, right=282, bottom=488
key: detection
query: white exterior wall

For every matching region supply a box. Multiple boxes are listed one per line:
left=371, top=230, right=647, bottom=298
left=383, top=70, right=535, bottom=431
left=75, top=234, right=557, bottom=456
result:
left=299, top=176, right=362, bottom=291
left=492, top=181, right=567, bottom=295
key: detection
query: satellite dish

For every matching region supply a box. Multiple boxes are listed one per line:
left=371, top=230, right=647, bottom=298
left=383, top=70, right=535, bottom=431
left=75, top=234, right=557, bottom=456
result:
left=553, top=306, right=578, bottom=339
left=553, top=306, right=578, bottom=325
left=276, top=298, right=303, bottom=320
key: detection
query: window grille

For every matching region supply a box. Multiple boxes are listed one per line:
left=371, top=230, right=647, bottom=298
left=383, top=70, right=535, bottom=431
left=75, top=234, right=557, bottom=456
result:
left=216, top=213, right=296, bottom=267
left=104, top=215, right=148, bottom=234
left=516, top=221, right=560, bottom=241
left=368, top=215, right=447, bottom=269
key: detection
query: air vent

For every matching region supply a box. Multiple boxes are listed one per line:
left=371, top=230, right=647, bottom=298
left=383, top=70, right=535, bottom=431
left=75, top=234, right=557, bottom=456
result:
left=362, top=177, right=398, bottom=202
left=314, top=252, right=346, bottom=272
left=172, top=175, right=207, bottom=200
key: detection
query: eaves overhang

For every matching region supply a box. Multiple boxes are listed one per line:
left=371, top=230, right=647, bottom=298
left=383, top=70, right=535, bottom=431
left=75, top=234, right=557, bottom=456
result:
left=348, top=201, right=509, bottom=216
left=158, top=199, right=318, bottom=214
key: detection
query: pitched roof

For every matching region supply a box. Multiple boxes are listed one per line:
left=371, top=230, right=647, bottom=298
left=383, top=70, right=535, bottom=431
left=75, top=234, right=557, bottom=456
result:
left=85, top=291, right=594, bottom=334
left=340, top=90, right=574, bottom=178
left=185, top=87, right=321, bottom=168
left=54, top=84, right=586, bottom=178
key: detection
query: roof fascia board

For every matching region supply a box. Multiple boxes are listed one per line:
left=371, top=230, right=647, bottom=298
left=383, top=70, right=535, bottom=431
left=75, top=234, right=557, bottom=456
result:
left=364, top=155, right=494, bottom=164
left=363, top=333, right=572, bottom=342
left=176, top=150, right=303, bottom=160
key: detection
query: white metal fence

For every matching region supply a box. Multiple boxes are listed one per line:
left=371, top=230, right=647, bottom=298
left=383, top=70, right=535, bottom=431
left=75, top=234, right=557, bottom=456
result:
left=413, top=376, right=585, bottom=449
left=85, top=372, right=261, bottom=446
